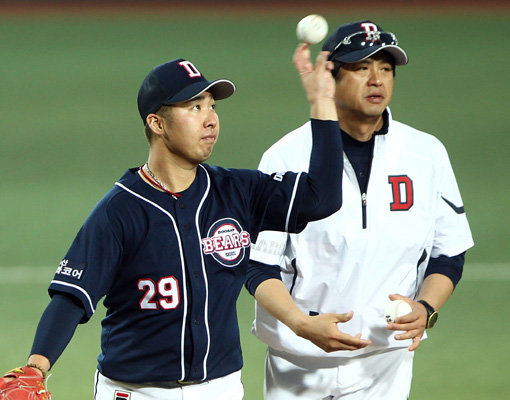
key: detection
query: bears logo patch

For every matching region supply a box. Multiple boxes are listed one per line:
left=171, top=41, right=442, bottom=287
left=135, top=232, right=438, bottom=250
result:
left=201, top=218, right=251, bottom=267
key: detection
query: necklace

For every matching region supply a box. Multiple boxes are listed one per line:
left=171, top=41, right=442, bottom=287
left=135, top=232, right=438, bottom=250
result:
left=140, top=162, right=181, bottom=199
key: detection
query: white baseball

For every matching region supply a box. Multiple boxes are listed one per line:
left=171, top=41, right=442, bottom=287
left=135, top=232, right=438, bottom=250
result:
left=384, top=300, right=412, bottom=323
left=296, top=14, right=328, bottom=45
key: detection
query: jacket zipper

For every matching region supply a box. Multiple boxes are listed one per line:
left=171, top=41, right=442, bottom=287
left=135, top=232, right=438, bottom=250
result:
left=361, top=192, right=367, bottom=229
left=342, top=131, right=376, bottom=230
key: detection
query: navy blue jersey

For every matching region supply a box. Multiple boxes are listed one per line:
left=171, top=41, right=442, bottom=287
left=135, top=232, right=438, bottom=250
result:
left=47, top=119, right=342, bottom=383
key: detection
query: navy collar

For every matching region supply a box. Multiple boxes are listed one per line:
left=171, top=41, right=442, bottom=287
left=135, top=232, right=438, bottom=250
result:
left=375, top=109, right=389, bottom=135
left=117, top=165, right=207, bottom=204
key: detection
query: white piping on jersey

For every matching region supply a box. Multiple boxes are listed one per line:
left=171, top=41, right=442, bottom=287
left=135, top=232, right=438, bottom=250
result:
left=114, top=182, right=189, bottom=381
left=50, top=280, right=95, bottom=314
left=285, top=172, right=303, bottom=231
left=196, top=164, right=211, bottom=380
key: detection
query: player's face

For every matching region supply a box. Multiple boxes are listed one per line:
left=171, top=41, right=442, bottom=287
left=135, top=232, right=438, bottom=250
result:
left=334, top=52, right=394, bottom=120
left=160, top=92, right=220, bottom=166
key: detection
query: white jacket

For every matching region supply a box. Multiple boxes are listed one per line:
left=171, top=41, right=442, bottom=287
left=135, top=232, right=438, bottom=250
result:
left=250, top=110, right=474, bottom=359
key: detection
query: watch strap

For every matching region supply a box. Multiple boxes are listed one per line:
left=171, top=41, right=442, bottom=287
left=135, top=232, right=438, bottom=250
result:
left=417, top=299, right=438, bottom=328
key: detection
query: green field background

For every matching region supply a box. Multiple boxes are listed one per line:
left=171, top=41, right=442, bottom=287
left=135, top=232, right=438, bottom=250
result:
left=0, top=4, right=509, bottom=399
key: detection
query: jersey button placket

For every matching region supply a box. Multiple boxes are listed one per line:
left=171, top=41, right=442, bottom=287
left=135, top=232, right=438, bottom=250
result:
left=175, top=196, right=208, bottom=381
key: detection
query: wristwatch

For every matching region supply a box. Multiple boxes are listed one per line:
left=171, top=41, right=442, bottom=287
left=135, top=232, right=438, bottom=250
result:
left=417, top=300, right=438, bottom=329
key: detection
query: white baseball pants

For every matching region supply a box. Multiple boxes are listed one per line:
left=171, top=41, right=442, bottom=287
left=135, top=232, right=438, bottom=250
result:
left=94, top=369, right=244, bottom=400
left=265, top=347, right=414, bottom=400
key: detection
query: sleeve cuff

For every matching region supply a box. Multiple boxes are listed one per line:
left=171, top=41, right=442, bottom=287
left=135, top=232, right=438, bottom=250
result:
left=245, top=261, right=282, bottom=296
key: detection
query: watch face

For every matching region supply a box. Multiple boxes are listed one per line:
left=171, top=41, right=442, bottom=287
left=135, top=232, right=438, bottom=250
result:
left=428, top=312, right=438, bottom=328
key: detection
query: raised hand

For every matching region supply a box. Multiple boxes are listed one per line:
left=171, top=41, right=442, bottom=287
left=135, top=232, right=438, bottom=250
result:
left=293, top=43, right=337, bottom=121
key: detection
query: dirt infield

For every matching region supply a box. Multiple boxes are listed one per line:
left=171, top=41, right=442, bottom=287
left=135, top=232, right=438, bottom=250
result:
left=0, top=0, right=508, bottom=16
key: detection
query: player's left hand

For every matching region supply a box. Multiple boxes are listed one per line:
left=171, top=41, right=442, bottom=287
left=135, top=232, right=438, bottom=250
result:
left=385, top=293, right=428, bottom=351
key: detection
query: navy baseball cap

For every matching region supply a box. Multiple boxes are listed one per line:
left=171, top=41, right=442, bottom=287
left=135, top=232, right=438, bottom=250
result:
left=323, top=20, right=408, bottom=65
left=137, top=58, right=236, bottom=123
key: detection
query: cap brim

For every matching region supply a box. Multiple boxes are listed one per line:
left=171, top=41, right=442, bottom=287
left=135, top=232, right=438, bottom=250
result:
left=333, top=45, right=408, bottom=66
left=165, top=79, right=236, bottom=104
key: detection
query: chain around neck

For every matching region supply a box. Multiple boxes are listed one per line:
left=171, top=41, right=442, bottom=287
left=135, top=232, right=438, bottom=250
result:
left=141, top=162, right=181, bottom=198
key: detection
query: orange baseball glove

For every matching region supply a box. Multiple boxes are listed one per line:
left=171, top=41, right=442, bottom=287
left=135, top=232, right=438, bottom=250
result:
left=0, top=366, right=51, bottom=400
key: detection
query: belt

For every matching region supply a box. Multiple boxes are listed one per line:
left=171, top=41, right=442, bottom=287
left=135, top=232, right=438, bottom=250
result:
left=142, top=380, right=203, bottom=389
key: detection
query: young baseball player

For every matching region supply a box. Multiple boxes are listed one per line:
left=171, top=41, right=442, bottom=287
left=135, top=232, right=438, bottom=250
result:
left=0, top=45, right=343, bottom=400
left=247, top=20, right=474, bottom=399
